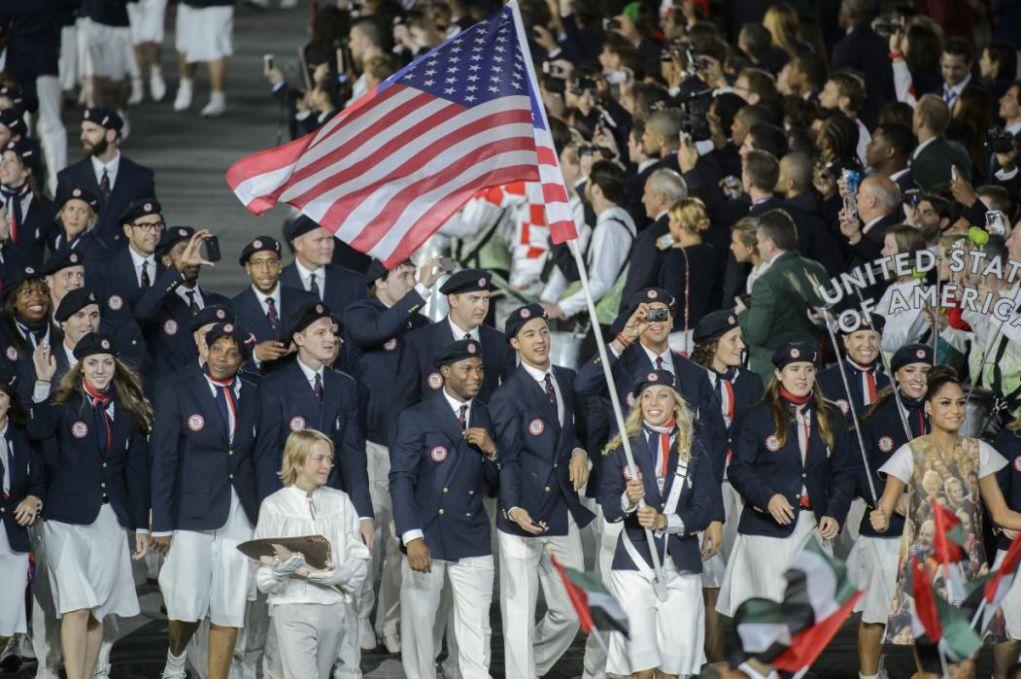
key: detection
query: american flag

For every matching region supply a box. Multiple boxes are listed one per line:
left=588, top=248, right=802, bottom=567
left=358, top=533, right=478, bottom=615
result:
left=226, top=1, right=577, bottom=267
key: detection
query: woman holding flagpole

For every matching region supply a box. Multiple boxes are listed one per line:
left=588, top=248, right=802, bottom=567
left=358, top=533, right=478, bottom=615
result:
left=870, top=370, right=1021, bottom=675
left=600, top=369, right=721, bottom=678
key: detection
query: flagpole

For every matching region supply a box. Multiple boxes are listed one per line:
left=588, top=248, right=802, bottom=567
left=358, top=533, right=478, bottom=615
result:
left=506, top=0, right=668, bottom=597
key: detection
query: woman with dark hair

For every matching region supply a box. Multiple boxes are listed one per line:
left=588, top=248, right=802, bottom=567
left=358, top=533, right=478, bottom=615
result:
left=28, top=332, right=152, bottom=679
left=815, top=112, right=861, bottom=168
left=949, top=86, right=992, bottom=184
left=2, top=266, right=54, bottom=400
left=0, top=367, right=44, bottom=661
left=717, top=342, right=854, bottom=616
left=601, top=369, right=721, bottom=678
left=848, top=345, right=933, bottom=679
left=980, top=42, right=1018, bottom=103
left=0, top=138, right=52, bottom=268
left=871, top=371, right=1021, bottom=676
left=689, top=309, right=763, bottom=662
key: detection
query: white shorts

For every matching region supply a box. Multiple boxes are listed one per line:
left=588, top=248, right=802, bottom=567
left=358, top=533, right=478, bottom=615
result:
left=608, top=561, right=705, bottom=676
left=81, top=19, right=134, bottom=81
left=716, top=511, right=827, bottom=617
left=158, top=491, right=254, bottom=628
left=846, top=535, right=900, bottom=624
left=175, top=5, right=233, bottom=63
left=993, top=548, right=1021, bottom=639
left=0, top=527, right=30, bottom=635
left=41, top=504, right=140, bottom=621
left=127, top=0, right=168, bottom=45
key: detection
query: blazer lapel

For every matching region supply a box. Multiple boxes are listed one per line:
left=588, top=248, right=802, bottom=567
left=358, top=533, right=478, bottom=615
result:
left=426, top=393, right=465, bottom=447
left=518, top=366, right=561, bottom=431
left=193, top=373, right=228, bottom=443
left=634, top=431, right=663, bottom=506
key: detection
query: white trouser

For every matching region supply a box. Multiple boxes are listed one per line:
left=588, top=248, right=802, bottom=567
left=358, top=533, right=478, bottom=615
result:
left=29, top=524, right=63, bottom=671
left=366, top=441, right=400, bottom=641
left=272, top=602, right=347, bottom=679
left=498, top=518, right=584, bottom=678
left=400, top=555, right=494, bottom=679
left=582, top=505, right=623, bottom=679
left=59, top=25, right=79, bottom=92
left=35, top=75, right=67, bottom=195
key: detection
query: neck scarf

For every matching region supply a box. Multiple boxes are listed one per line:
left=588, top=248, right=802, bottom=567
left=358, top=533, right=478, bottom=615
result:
left=83, top=379, right=113, bottom=453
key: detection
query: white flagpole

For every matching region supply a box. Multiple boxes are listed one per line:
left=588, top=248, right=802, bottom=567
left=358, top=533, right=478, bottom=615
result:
left=507, top=0, right=667, bottom=597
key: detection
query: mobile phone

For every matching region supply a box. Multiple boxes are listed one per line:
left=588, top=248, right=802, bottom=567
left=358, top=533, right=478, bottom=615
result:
left=951, top=165, right=959, bottom=183
left=438, top=256, right=456, bottom=272
left=335, top=48, right=345, bottom=74
left=986, top=210, right=1007, bottom=236
left=647, top=308, right=669, bottom=322
left=263, top=54, right=274, bottom=71
left=203, top=236, right=222, bottom=263
left=541, top=61, right=565, bottom=78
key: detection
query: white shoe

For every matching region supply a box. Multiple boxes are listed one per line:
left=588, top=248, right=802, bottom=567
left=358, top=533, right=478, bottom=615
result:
left=117, top=109, right=130, bottom=141
left=358, top=621, right=376, bottom=650
left=382, top=634, right=400, bottom=654
left=173, top=79, right=193, bottom=111
left=128, top=77, right=144, bottom=105
left=35, top=669, right=61, bottom=679
left=160, top=668, right=187, bottom=679
left=150, top=68, right=167, bottom=102
left=200, top=92, right=226, bottom=117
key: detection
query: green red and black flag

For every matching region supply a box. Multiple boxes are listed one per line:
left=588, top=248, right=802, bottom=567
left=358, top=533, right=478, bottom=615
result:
left=930, top=498, right=967, bottom=564
left=550, top=555, right=629, bottom=637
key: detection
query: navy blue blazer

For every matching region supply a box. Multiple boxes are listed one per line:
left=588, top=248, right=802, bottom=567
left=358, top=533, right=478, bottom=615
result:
left=0, top=242, right=25, bottom=295
left=255, top=361, right=373, bottom=518
left=0, top=423, right=46, bottom=552
left=856, top=393, right=927, bottom=538
left=390, top=319, right=516, bottom=439
left=342, top=290, right=430, bottom=444
left=231, top=285, right=317, bottom=344
left=134, top=267, right=230, bottom=383
left=575, top=344, right=727, bottom=488
left=994, top=427, right=1021, bottom=552
left=26, top=393, right=149, bottom=530
left=6, top=192, right=54, bottom=268
left=708, top=367, right=764, bottom=437
left=56, top=155, right=156, bottom=248
left=489, top=365, right=595, bottom=537
left=49, top=229, right=113, bottom=267
left=389, top=393, right=499, bottom=561
left=93, top=246, right=164, bottom=331
left=727, top=402, right=855, bottom=538
left=149, top=372, right=265, bottom=532
left=279, top=261, right=366, bottom=315
left=601, top=434, right=719, bottom=573
left=816, top=359, right=890, bottom=422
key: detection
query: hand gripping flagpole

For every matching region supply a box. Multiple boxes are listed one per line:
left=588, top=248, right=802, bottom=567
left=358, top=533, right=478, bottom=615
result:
left=507, top=0, right=668, bottom=601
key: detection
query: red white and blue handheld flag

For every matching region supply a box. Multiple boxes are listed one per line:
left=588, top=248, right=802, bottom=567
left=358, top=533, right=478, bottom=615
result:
left=226, top=1, right=577, bottom=267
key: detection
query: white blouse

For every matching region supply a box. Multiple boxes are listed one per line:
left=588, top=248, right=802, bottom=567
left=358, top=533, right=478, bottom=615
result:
left=254, top=485, right=370, bottom=607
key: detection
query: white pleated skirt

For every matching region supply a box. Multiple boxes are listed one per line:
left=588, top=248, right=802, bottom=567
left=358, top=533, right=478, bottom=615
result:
left=41, top=504, right=139, bottom=621
left=701, top=481, right=743, bottom=588
left=0, top=526, right=30, bottom=635
left=846, top=535, right=901, bottom=624
left=994, top=548, right=1021, bottom=640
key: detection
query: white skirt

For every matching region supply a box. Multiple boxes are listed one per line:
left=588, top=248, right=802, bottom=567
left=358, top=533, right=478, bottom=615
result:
left=174, top=5, right=233, bottom=62
left=41, top=504, right=139, bottom=620
left=846, top=535, right=900, bottom=624
left=127, top=0, right=168, bottom=45
left=716, top=511, right=825, bottom=617
left=993, top=549, right=1021, bottom=640
left=0, top=527, right=29, bottom=635
left=701, top=481, right=743, bottom=588
left=81, top=18, right=134, bottom=81
left=608, top=559, right=705, bottom=676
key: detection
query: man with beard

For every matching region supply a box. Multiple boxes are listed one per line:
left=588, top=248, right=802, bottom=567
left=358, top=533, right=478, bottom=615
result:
left=135, top=227, right=229, bottom=385
left=55, top=108, right=156, bottom=248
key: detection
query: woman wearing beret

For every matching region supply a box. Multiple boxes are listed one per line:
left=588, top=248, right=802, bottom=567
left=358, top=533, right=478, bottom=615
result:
left=0, top=138, right=53, bottom=268
left=1, top=266, right=55, bottom=399
left=49, top=185, right=109, bottom=263
left=29, top=332, right=152, bottom=679
left=0, top=368, right=45, bottom=659
left=689, top=309, right=764, bottom=661
left=601, top=369, right=721, bottom=678
left=717, top=342, right=855, bottom=616
left=849, top=344, right=932, bottom=679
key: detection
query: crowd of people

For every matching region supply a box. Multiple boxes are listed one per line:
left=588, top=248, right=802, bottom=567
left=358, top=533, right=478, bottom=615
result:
left=3, top=0, right=1021, bottom=678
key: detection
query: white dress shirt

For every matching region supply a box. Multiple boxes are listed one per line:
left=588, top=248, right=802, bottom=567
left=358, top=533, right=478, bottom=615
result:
left=447, top=317, right=479, bottom=342
left=521, top=361, right=564, bottom=425
left=175, top=285, right=205, bottom=309
left=641, top=344, right=674, bottom=374
left=253, top=284, right=282, bottom=321
left=128, top=246, right=156, bottom=288
left=296, top=356, right=324, bottom=393
left=91, top=152, right=121, bottom=189
left=295, top=259, right=326, bottom=300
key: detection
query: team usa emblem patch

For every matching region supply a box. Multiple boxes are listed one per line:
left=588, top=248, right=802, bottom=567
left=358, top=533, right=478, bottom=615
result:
left=5, top=346, right=16, bottom=361
left=164, top=319, right=178, bottom=335
left=429, top=446, right=448, bottom=462
left=289, top=416, right=306, bottom=432
left=765, top=435, right=781, bottom=452
left=528, top=419, right=544, bottom=436
left=383, top=338, right=398, bottom=352
left=427, top=372, right=443, bottom=389
left=108, top=295, right=123, bottom=311
left=878, top=436, right=894, bottom=453
left=187, top=414, right=205, bottom=432
left=71, top=421, right=89, bottom=439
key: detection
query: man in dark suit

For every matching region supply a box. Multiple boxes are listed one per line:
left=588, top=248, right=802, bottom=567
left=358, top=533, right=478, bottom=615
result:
left=279, top=215, right=365, bottom=315
left=55, top=108, right=156, bottom=248
left=838, top=175, right=903, bottom=265
left=777, top=152, right=848, bottom=276
left=135, top=227, right=230, bottom=386
left=389, top=268, right=516, bottom=433
left=230, top=236, right=316, bottom=373
left=94, top=198, right=164, bottom=332
left=866, top=122, right=917, bottom=196
left=830, top=0, right=895, bottom=129
left=622, top=168, right=688, bottom=307
left=910, top=94, right=973, bottom=191
left=624, top=109, right=681, bottom=227
left=1, top=137, right=53, bottom=268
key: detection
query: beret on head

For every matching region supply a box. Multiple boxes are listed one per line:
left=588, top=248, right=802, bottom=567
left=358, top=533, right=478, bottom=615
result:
left=693, top=309, right=739, bottom=343
left=282, top=300, right=333, bottom=340
left=504, top=303, right=548, bottom=342
left=238, top=236, right=282, bottom=266
left=439, top=269, right=492, bottom=295
left=772, top=341, right=818, bottom=369
left=73, top=332, right=118, bottom=361
left=630, top=369, right=680, bottom=399
left=891, top=343, right=934, bottom=372
left=434, top=338, right=482, bottom=367
left=55, top=287, right=99, bottom=323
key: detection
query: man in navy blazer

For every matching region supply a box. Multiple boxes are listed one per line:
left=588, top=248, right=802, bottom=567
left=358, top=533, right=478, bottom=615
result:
left=94, top=198, right=164, bottom=331
left=389, top=268, right=516, bottom=438
left=230, top=236, right=316, bottom=372
left=489, top=304, right=594, bottom=679
left=389, top=339, right=500, bottom=679
left=279, top=216, right=365, bottom=316
left=56, top=108, right=156, bottom=248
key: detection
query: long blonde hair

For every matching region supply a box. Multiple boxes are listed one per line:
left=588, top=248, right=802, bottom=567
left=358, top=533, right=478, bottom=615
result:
left=603, top=385, right=695, bottom=462
left=52, top=360, right=153, bottom=433
left=279, top=428, right=334, bottom=485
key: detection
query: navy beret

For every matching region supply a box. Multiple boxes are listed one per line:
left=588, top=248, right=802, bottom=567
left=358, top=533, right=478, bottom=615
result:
left=56, top=184, right=101, bottom=212
left=633, top=287, right=676, bottom=309
left=42, top=249, right=86, bottom=276
left=239, top=236, right=282, bottom=266
left=891, top=343, right=934, bottom=372
left=0, top=85, right=25, bottom=110
left=434, top=338, right=482, bottom=367
left=189, top=304, right=235, bottom=332
left=0, top=109, right=26, bottom=137
left=772, top=342, right=818, bottom=369
left=283, top=215, right=321, bottom=242
left=693, top=308, right=739, bottom=343
left=504, top=303, right=548, bottom=341
left=630, top=369, right=680, bottom=398
left=283, top=300, right=334, bottom=340
left=838, top=312, right=886, bottom=336
left=55, top=287, right=100, bottom=323
left=440, top=268, right=492, bottom=295
left=83, top=107, right=123, bottom=132
left=204, top=322, right=252, bottom=356
left=3, top=137, right=40, bottom=173
left=73, top=332, right=118, bottom=360
left=120, top=198, right=161, bottom=224
left=156, top=225, right=195, bottom=257
left=4, top=264, right=45, bottom=300
left=364, top=258, right=390, bottom=286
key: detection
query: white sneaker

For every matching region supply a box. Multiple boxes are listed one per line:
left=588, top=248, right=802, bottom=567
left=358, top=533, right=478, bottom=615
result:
left=128, top=77, right=144, bottom=105
left=150, top=68, right=167, bottom=102
left=117, top=109, right=130, bottom=141
left=200, top=91, right=226, bottom=117
left=173, top=79, right=193, bottom=111
left=358, top=621, right=376, bottom=650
